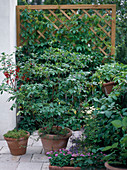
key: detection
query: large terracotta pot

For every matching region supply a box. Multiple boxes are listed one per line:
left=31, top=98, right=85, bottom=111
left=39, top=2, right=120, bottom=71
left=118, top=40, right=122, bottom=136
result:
left=4, top=131, right=30, bottom=156
left=39, top=126, right=72, bottom=154
left=105, top=162, right=127, bottom=170
left=49, top=165, right=81, bottom=170
left=102, top=81, right=116, bottom=96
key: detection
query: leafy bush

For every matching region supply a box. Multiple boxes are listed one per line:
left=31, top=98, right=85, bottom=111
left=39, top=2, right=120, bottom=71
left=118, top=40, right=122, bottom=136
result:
left=16, top=48, right=104, bottom=131
left=83, top=100, right=124, bottom=147
left=1, top=48, right=104, bottom=132
left=103, top=117, right=127, bottom=167
left=92, top=62, right=127, bottom=84
left=82, top=64, right=127, bottom=150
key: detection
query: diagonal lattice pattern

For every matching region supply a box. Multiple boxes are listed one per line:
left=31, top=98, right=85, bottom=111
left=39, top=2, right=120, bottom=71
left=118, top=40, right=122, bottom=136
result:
left=17, top=5, right=116, bottom=56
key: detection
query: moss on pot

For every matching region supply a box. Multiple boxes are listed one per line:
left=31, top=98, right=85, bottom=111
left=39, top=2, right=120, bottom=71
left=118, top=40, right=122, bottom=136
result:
left=4, top=129, right=28, bottom=139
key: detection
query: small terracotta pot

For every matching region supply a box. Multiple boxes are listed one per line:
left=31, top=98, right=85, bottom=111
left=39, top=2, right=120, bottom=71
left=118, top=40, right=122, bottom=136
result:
left=4, top=131, right=30, bottom=156
left=102, top=81, right=116, bottom=96
left=105, top=162, right=127, bottom=170
left=49, top=165, right=81, bottom=170
left=39, top=126, right=72, bottom=154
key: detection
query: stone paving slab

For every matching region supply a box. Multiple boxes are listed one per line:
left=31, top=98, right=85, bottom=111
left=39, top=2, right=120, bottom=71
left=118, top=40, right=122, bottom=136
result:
left=20, top=154, right=33, bottom=162
left=0, top=146, right=10, bottom=154
left=0, top=162, right=19, bottom=170
left=41, top=163, right=50, bottom=170
left=16, top=162, right=43, bottom=170
left=31, top=153, right=49, bottom=163
left=0, top=140, right=8, bottom=147
left=0, top=147, right=3, bottom=151
left=0, top=154, right=20, bottom=162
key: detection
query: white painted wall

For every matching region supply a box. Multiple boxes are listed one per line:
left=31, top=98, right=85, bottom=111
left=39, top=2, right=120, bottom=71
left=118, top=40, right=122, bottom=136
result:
left=0, top=0, right=17, bottom=139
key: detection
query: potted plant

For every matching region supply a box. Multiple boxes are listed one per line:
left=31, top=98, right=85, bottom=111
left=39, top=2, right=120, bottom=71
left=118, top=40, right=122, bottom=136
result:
left=92, top=62, right=127, bottom=96
left=46, top=147, right=106, bottom=169
left=47, top=149, right=81, bottom=170
left=38, top=102, right=72, bottom=153
left=0, top=53, right=30, bottom=155
left=3, top=129, right=30, bottom=156
left=103, top=117, right=127, bottom=170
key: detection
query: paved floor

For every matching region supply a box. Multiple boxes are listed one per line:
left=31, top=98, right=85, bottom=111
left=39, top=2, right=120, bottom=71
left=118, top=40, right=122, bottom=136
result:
left=0, top=131, right=82, bottom=170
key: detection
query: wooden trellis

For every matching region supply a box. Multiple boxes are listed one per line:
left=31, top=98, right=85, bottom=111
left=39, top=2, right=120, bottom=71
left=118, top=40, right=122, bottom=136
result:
left=16, top=4, right=116, bottom=55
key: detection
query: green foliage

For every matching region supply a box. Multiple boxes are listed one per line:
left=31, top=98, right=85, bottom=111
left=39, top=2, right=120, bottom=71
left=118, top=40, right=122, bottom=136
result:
left=0, top=52, right=16, bottom=94
left=16, top=48, right=103, bottom=131
left=82, top=61, right=127, bottom=152
left=4, top=129, right=28, bottom=139
left=38, top=126, right=69, bottom=136
left=19, top=8, right=111, bottom=56
left=1, top=2, right=127, bottom=160
left=91, top=62, right=127, bottom=107
left=103, top=117, right=127, bottom=166
left=52, top=15, right=108, bottom=54
left=46, top=148, right=105, bottom=168
left=83, top=97, right=125, bottom=148
left=0, top=48, right=104, bottom=132
left=18, top=0, right=42, bottom=5
left=18, top=0, right=127, bottom=63
left=82, top=100, right=127, bottom=165
left=92, top=62, right=127, bottom=84
left=44, top=0, right=127, bottom=64
left=44, top=0, right=73, bottom=5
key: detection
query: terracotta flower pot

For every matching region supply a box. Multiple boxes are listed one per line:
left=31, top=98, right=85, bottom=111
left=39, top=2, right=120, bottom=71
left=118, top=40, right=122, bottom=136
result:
left=105, top=162, right=127, bottom=170
left=49, top=165, right=106, bottom=170
left=49, top=165, right=81, bottom=170
left=102, top=81, right=116, bottom=96
left=39, top=126, right=72, bottom=154
left=4, top=131, right=30, bottom=156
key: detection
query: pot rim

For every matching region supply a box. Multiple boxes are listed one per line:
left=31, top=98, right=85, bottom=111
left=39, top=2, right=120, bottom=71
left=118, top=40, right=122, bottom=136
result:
left=105, top=162, right=127, bottom=170
left=49, top=164, right=81, bottom=169
left=38, top=126, right=72, bottom=139
left=102, top=81, right=116, bottom=87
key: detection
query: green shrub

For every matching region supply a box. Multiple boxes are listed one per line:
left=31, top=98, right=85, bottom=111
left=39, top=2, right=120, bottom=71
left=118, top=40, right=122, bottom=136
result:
left=15, top=48, right=104, bottom=132
left=92, top=62, right=127, bottom=84
left=103, top=117, right=127, bottom=167
left=83, top=64, right=127, bottom=149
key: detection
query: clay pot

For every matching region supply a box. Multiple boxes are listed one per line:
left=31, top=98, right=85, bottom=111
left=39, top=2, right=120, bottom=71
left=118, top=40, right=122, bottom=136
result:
left=102, top=81, right=116, bottom=96
left=49, top=165, right=81, bottom=170
left=4, top=131, right=30, bottom=156
left=105, top=162, right=127, bottom=170
left=49, top=165, right=106, bottom=170
left=39, top=126, right=72, bottom=154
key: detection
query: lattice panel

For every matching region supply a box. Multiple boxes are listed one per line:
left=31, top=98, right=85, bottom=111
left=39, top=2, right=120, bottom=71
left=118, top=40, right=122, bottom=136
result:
left=17, top=5, right=116, bottom=55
